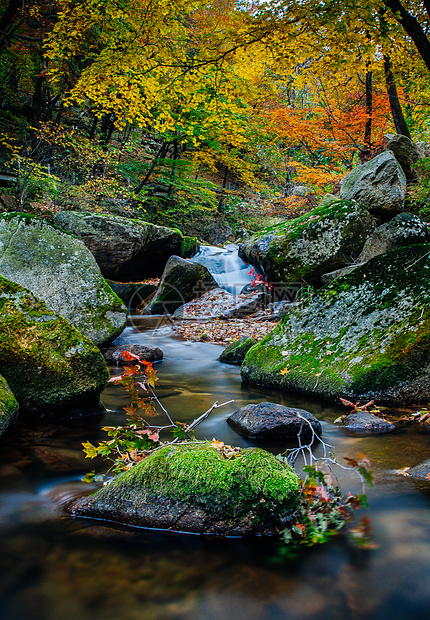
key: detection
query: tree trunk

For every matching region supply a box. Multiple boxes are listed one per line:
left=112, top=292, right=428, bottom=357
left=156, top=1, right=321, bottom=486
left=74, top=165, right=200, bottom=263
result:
left=383, top=0, right=430, bottom=73
left=360, top=68, right=372, bottom=162
left=383, top=55, right=411, bottom=138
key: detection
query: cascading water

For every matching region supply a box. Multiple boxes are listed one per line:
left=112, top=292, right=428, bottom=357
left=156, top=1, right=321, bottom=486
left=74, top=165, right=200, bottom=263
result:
left=190, top=243, right=253, bottom=295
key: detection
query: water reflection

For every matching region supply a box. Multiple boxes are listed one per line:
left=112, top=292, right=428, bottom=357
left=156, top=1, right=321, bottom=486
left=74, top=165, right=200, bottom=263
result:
left=1, top=321, right=430, bottom=619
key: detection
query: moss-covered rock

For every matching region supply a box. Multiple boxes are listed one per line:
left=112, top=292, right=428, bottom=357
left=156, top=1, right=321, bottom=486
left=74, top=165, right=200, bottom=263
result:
left=0, top=373, right=19, bottom=437
left=144, top=255, right=217, bottom=315
left=105, top=280, right=157, bottom=308
left=241, top=244, right=430, bottom=405
left=181, top=235, right=200, bottom=258
left=67, top=442, right=299, bottom=535
left=218, top=337, right=258, bottom=365
left=238, top=200, right=375, bottom=286
left=53, top=211, right=185, bottom=279
left=0, top=213, right=126, bottom=346
left=0, top=275, right=109, bottom=415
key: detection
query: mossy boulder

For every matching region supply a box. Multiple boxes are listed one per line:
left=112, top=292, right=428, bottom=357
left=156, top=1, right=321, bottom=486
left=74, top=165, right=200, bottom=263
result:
left=385, top=134, right=422, bottom=182
left=241, top=244, right=430, bottom=406
left=53, top=211, right=185, bottom=279
left=143, top=256, right=217, bottom=315
left=238, top=200, right=376, bottom=286
left=105, top=280, right=157, bottom=308
left=340, top=151, right=406, bottom=216
left=218, top=337, right=258, bottom=365
left=66, top=442, right=300, bottom=535
left=0, top=276, right=109, bottom=415
left=0, top=213, right=126, bottom=346
left=0, top=373, right=19, bottom=437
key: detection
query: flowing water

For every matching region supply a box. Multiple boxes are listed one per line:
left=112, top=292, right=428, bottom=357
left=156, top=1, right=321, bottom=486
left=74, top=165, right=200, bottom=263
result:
left=1, top=246, right=430, bottom=620
left=190, top=244, right=252, bottom=295
left=1, top=318, right=430, bottom=620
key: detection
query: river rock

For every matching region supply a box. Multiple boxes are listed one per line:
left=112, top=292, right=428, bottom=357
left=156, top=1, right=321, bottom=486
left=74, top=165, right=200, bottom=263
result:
left=404, top=459, right=430, bottom=481
left=227, top=402, right=322, bottom=440
left=358, top=213, right=429, bottom=262
left=385, top=134, right=422, bottom=182
left=53, top=211, right=184, bottom=278
left=104, top=344, right=163, bottom=364
left=341, top=411, right=395, bottom=433
left=0, top=373, right=19, bottom=437
left=0, top=214, right=126, bottom=346
left=66, top=442, right=299, bottom=535
left=173, top=287, right=263, bottom=320
left=241, top=244, right=430, bottom=406
left=238, top=200, right=375, bottom=286
left=106, top=280, right=157, bottom=307
left=0, top=275, right=109, bottom=415
left=321, top=213, right=429, bottom=285
left=143, top=256, right=217, bottom=315
left=340, top=151, right=406, bottom=216
left=218, top=337, right=257, bottom=365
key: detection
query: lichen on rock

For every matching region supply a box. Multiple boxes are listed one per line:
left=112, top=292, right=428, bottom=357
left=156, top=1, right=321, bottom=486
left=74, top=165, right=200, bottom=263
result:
left=242, top=244, right=430, bottom=405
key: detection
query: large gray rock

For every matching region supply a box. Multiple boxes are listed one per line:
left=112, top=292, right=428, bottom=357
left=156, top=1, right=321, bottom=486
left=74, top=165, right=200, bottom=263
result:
left=238, top=200, right=375, bottom=286
left=340, top=151, right=406, bottom=216
left=144, top=256, right=217, bottom=315
left=173, top=287, right=263, bottom=319
left=359, top=213, right=428, bottom=262
left=66, top=442, right=299, bottom=535
left=104, top=344, right=163, bottom=364
left=385, top=134, right=422, bottom=182
left=241, top=244, right=430, bottom=406
left=0, top=276, right=109, bottom=415
left=321, top=213, right=429, bottom=285
left=0, top=373, right=19, bottom=437
left=53, top=211, right=183, bottom=279
left=341, top=411, right=395, bottom=433
left=0, top=214, right=126, bottom=346
left=227, top=402, right=322, bottom=440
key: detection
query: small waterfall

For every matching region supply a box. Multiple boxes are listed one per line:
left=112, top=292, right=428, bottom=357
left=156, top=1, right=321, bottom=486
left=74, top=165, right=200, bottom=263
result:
left=190, top=244, right=252, bottom=295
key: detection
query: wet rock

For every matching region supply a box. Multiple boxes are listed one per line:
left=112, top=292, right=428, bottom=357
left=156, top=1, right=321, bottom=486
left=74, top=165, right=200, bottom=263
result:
left=341, top=411, right=395, bottom=433
left=173, top=287, right=263, bottom=320
left=404, top=459, right=430, bottom=481
left=238, top=200, right=375, bottom=286
left=385, top=134, right=422, bottom=182
left=203, top=222, right=234, bottom=246
left=227, top=402, right=322, bottom=440
left=104, top=344, right=163, bottom=364
left=0, top=276, right=109, bottom=415
left=143, top=256, right=217, bottom=315
left=105, top=280, right=157, bottom=307
left=218, top=337, right=257, bottom=365
left=66, top=442, right=299, bottom=536
left=241, top=244, right=430, bottom=406
left=0, top=373, right=19, bottom=438
left=340, top=151, right=406, bottom=216
left=0, top=213, right=126, bottom=346
left=53, top=211, right=184, bottom=279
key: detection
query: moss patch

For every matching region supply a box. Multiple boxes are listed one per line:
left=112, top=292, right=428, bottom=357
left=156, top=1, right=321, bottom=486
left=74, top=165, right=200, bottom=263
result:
left=96, top=442, right=299, bottom=522
left=242, top=244, right=430, bottom=405
left=0, top=373, right=19, bottom=437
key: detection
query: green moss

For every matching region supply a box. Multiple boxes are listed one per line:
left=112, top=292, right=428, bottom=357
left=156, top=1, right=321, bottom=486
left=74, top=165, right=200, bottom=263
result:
left=0, top=373, right=19, bottom=437
left=181, top=235, right=200, bottom=258
left=103, top=442, right=299, bottom=522
left=0, top=276, right=109, bottom=410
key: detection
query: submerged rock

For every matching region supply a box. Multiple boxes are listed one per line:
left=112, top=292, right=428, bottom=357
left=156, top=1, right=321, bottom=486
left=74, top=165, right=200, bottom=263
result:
left=227, top=402, right=322, bottom=440
left=104, top=344, right=163, bottom=364
left=241, top=244, right=430, bottom=405
left=66, top=442, right=300, bottom=536
left=340, top=151, right=406, bottom=216
left=0, top=373, right=19, bottom=437
left=341, top=411, right=395, bottom=433
left=0, top=213, right=126, bottom=346
left=143, top=256, right=217, bottom=315
left=53, top=211, right=184, bottom=279
left=0, top=276, right=109, bottom=415
left=238, top=200, right=375, bottom=286
left=218, top=337, right=258, bottom=365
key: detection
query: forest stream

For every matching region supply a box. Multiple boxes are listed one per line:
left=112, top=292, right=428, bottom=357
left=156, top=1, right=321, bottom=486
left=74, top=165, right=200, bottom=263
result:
left=1, top=313, right=430, bottom=620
